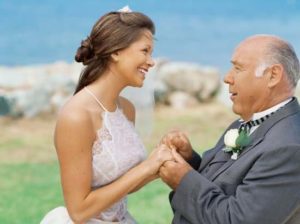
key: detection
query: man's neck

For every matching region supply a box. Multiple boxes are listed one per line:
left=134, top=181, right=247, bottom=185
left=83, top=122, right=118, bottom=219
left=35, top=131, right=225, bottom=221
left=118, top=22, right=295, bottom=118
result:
left=241, top=97, right=293, bottom=122
left=251, top=97, right=292, bottom=121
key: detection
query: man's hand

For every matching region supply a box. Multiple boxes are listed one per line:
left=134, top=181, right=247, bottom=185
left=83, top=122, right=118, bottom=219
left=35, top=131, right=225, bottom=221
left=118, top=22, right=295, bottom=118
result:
left=160, top=130, right=193, bottom=161
left=159, top=148, right=192, bottom=190
left=145, top=144, right=174, bottom=176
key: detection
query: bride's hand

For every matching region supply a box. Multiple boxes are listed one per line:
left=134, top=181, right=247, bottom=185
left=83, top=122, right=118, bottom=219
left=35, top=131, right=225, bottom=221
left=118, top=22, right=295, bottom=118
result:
left=144, top=144, right=174, bottom=175
left=160, top=130, right=193, bottom=161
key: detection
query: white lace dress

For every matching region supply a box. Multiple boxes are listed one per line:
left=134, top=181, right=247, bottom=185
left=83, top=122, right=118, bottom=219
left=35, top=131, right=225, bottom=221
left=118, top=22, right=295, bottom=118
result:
left=41, top=88, right=147, bottom=224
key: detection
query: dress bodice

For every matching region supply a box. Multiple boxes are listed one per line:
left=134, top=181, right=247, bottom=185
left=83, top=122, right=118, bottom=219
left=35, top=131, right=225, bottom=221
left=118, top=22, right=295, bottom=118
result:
left=85, top=87, right=146, bottom=223
left=91, top=108, right=146, bottom=222
left=92, top=108, right=146, bottom=187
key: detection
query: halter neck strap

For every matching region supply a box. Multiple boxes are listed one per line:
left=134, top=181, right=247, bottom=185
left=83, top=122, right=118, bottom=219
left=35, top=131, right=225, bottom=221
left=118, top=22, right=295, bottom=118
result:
left=84, top=87, right=110, bottom=112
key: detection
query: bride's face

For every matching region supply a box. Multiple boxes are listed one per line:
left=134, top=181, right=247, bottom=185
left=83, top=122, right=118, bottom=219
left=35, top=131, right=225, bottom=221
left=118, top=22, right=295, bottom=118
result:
left=112, top=30, right=155, bottom=87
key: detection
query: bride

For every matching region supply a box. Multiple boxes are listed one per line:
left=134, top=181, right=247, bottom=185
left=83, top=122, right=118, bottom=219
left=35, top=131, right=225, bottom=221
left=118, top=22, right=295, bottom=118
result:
left=41, top=7, right=173, bottom=224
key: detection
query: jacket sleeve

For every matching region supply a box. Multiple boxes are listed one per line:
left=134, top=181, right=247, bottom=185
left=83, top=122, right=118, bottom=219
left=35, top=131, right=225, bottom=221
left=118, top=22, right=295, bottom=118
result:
left=188, top=150, right=202, bottom=170
left=171, top=145, right=300, bottom=224
left=169, top=150, right=201, bottom=205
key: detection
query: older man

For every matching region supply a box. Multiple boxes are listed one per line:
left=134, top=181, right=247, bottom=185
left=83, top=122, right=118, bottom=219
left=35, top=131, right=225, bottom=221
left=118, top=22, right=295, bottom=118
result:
left=159, top=35, right=300, bottom=224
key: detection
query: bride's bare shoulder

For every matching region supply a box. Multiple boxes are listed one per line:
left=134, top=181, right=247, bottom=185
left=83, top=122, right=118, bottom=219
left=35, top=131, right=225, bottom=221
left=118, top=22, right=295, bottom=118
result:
left=119, top=96, right=135, bottom=123
left=56, top=94, right=93, bottom=130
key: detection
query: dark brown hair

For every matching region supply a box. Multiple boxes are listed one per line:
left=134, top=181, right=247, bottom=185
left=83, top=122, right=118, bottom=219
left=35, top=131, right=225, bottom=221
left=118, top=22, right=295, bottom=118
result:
left=74, top=11, right=155, bottom=94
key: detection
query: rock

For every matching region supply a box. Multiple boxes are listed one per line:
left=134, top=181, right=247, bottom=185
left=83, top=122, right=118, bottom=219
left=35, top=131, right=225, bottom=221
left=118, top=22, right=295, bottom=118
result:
left=167, top=91, right=198, bottom=109
left=155, top=62, right=220, bottom=104
left=0, top=95, right=10, bottom=115
left=159, top=62, right=204, bottom=94
left=196, top=67, right=221, bottom=101
left=0, top=62, right=79, bottom=117
left=153, top=80, right=168, bottom=104
left=0, top=59, right=222, bottom=116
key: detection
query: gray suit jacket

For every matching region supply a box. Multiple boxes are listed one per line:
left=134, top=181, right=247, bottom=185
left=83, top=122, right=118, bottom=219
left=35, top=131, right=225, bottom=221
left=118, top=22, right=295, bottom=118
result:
left=170, top=98, right=300, bottom=224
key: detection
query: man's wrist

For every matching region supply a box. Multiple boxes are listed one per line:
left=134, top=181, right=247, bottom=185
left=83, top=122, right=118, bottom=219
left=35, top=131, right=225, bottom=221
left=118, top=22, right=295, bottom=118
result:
left=187, top=150, right=201, bottom=170
left=185, top=149, right=193, bottom=160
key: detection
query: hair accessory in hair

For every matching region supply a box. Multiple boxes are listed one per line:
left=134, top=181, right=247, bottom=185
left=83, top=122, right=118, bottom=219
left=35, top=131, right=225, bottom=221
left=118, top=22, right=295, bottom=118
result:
left=118, top=5, right=132, bottom=13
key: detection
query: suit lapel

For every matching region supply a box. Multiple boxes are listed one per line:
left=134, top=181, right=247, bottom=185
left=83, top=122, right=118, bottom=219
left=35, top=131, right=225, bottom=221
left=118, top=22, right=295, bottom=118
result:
left=209, top=97, right=300, bottom=181
left=198, top=120, right=240, bottom=172
left=209, top=137, right=263, bottom=181
left=198, top=144, right=222, bottom=172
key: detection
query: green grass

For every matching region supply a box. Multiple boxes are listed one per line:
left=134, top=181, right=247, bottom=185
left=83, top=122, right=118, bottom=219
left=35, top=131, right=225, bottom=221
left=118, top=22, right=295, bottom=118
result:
left=0, top=103, right=235, bottom=223
left=129, top=180, right=173, bottom=223
left=0, top=163, right=63, bottom=224
left=0, top=163, right=172, bottom=224
left=0, top=138, right=25, bottom=151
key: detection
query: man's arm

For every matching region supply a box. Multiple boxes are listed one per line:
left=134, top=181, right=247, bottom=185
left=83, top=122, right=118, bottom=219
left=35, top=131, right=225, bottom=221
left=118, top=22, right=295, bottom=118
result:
left=171, top=145, right=300, bottom=224
left=162, top=149, right=199, bottom=205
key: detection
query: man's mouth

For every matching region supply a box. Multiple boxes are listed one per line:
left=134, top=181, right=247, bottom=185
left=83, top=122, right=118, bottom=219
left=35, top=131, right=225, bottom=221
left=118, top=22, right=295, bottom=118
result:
left=230, top=92, right=237, bottom=100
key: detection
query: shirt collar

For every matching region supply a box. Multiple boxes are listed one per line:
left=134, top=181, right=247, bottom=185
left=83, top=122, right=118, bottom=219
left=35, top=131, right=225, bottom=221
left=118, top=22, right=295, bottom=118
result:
left=251, top=97, right=292, bottom=121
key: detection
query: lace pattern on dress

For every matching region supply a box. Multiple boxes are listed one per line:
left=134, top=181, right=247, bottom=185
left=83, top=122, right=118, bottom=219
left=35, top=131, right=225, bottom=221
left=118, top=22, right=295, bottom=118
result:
left=91, top=108, right=146, bottom=222
left=92, top=127, right=112, bottom=155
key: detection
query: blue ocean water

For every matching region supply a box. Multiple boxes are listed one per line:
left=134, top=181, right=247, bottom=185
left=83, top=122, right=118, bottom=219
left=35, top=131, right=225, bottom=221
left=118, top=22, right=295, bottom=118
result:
left=1, top=0, right=300, bottom=74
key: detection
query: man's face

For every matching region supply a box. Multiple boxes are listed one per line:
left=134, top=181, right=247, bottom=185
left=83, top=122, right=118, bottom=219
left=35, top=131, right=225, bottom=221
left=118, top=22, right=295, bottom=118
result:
left=224, top=40, right=270, bottom=120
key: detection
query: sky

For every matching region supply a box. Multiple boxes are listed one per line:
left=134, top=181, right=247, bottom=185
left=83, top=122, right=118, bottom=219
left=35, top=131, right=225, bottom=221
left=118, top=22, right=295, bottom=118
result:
left=0, top=0, right=299, bottom=74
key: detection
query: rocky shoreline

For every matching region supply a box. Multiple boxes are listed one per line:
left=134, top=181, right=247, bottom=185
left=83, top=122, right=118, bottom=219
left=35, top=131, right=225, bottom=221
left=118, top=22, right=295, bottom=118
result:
left=0, top=60, right=222, bottom=117
left=1, top=60, right=299, bottom=118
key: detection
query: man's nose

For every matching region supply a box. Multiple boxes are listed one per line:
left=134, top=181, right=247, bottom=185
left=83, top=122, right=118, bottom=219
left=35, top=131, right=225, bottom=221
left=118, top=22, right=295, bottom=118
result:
left=223, top=70, right=233, bottom=84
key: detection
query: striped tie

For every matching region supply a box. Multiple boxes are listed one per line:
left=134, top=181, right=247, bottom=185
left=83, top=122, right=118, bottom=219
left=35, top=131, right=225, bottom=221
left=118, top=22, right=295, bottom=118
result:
left=239, top=112, right=274, bottom=134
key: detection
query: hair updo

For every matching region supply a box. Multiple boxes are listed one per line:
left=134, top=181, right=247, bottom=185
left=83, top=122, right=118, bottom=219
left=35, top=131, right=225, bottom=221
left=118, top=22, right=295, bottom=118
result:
left=75, top=37, right=94, bottom=65
left=74, top=11, right=155, bottom=94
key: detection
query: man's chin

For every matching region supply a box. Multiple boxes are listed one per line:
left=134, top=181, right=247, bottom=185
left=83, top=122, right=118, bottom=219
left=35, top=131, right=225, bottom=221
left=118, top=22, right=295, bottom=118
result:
left=232, top=104, right=241, bottom=116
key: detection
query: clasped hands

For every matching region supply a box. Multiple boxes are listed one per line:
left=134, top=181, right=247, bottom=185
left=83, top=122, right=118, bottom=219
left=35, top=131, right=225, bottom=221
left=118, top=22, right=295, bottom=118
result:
left=148, top=131, right=194, bottom=190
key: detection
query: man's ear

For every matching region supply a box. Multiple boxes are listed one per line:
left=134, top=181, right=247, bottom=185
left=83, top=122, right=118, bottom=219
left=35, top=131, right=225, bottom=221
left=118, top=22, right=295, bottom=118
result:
left=267, top=64, right=283, bottom=88
left=111, top=52, right=119, bottom=62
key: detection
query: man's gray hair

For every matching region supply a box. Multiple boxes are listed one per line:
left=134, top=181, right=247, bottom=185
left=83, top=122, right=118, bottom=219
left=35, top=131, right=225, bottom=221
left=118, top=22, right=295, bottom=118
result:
left=256, top=38, right=300, bottom=88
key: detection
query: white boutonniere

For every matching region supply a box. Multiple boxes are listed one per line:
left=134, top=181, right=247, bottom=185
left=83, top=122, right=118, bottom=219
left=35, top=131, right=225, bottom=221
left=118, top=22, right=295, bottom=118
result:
left=223, top=129, right=250, bottom=160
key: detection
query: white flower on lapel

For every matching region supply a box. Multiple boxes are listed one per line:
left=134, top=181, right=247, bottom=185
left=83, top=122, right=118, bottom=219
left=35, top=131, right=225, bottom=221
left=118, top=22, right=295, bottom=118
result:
left=224, top=129, right=239, bottom=149
left=223, top=128, right=250, bottom=160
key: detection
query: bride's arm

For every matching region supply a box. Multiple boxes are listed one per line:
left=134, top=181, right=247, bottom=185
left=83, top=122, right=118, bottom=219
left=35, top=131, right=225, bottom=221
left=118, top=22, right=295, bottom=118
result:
left=55, top=109, right=171, bottom=224
left=129, top=174, right=158, bottom=193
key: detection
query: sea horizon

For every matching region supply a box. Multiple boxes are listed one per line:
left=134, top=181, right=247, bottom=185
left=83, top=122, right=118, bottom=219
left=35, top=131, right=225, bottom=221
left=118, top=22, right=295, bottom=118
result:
left=1, top=0, right=300, bottom=75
